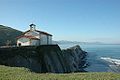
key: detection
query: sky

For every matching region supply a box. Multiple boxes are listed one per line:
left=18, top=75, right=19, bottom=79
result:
left=0, top=0, right=120, bottom=43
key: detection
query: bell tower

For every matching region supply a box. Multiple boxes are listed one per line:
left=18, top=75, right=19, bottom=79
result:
left=29, top=24, right=36, bottom=31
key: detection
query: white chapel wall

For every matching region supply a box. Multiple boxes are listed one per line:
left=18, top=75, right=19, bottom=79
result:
left=48, top=36, right=52, bottom=44
left=31, top=40, right=39, bottom=46
left=40, top=34, right=47, bottom=45
left=17, top=38, right=30, bottom=46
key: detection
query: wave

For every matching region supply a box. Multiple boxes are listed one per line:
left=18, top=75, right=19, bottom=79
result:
left=101, top=57, right=120, bottom=66
left=100, top=57, right=120, bottom=72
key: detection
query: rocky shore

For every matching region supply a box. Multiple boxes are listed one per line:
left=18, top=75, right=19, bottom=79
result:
left=0, top=45, right=88, bottom=73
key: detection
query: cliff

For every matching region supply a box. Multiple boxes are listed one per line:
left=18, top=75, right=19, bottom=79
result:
left=0, top=45, right=88, bottom=73
left=62, top=45, right=88, bottom=72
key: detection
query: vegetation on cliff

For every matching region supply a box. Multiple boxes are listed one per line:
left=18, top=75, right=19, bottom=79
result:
left=0, top=65, right=120, bottom=80
left=0, top=25, right=22, bottom=46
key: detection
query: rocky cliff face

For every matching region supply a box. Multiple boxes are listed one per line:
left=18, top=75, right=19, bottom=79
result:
left=0, top=45, right=88, bottom=73
left=62, top=45, right=88, bottom=72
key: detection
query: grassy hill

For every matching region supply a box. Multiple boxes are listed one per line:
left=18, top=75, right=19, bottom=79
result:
left=0, top=25, right=22, bottom=46
left=0, top=65, right=120, bottom=80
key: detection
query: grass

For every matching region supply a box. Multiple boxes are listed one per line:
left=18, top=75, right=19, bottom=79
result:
left=0, top=65, right=120, bottom=80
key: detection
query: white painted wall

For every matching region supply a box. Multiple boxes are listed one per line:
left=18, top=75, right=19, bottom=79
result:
left=31, top=40, right=39, bottom=46
left=17, top=37, right=30, bottom=46
left=40, top=34, right=47, bottom=45
left=17, top=37, right=39, bottom=46
left=48, top=36, right=52, bottom=44
left=39, top=34, right=52, bottom=45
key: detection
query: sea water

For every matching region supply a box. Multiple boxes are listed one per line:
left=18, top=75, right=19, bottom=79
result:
left=59, top=44, right=120, bottom=72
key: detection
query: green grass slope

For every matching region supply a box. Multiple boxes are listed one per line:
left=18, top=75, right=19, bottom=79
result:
left=0, top=25, right=22, bottom=46
left=0, top=65, right=120, bottom=80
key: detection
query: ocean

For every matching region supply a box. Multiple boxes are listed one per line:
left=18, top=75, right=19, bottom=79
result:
left=59, top=44, right=120, bottom=72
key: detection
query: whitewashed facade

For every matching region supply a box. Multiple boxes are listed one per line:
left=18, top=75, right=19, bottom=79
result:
left=17, top=24, right=52, bottom=46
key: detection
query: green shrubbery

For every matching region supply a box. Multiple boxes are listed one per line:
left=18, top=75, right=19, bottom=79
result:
left=0, top=65, right=120, bottom=80
left=0, top=25, right=22, bottom=46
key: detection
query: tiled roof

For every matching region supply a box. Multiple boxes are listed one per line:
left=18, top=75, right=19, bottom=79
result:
left=23, top=30, right=52, bottom=36
left=35, top=30, right=52, bottom=36
left=17, top=35, right=40, bottom=40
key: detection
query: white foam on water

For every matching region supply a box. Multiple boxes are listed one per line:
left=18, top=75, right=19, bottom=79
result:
left=101, top=57, right=120, bottom=72
left=101, top=57, right=120, bottom=66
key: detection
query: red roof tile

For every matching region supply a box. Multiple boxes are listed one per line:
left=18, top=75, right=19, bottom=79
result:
left=17, top=35, right=40, bottom=40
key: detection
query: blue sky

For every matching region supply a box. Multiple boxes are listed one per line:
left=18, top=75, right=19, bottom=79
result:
left=0, top=0, right=120, bottom=43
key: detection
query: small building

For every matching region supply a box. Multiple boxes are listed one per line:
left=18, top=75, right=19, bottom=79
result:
left=17, top=24, right=52, bottom=46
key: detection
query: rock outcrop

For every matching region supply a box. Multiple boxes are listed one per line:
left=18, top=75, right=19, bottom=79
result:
left=62, top=45, right=88, bottom=72
left=0, top=45, right=88, bottom=73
